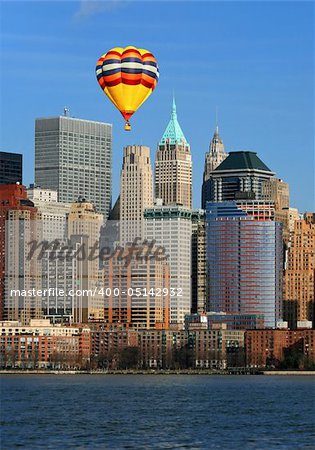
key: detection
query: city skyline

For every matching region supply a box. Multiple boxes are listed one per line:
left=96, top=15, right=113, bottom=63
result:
left=1, top=1, right=313, bottom=213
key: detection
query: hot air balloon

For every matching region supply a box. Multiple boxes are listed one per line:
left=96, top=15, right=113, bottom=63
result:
left=96, top=46, right=159, bottom=131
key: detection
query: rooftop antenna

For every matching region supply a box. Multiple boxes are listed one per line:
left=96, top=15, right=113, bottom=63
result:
left=215, top=106, right=218, bottom=131
left=64, top=107, right=70, bottom=117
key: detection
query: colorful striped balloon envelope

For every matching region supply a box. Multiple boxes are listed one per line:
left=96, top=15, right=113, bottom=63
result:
left=96, top=46, right=159, bottom=131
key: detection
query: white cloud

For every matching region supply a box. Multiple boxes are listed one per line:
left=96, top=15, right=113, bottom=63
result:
left=73, top=0, right=126, bottom=20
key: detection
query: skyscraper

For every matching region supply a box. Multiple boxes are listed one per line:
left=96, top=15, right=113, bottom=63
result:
left=35, top=115, right=112, bottom=217
left=144, top=204, right=192, bottom=325
left=206, top=201, right=283, bottom=329
left=155, top=98, right=192, bottom=208
left=284, top=214, right=315, bottom=328
left=203, top=151, right=275, bottom=204
left=120, top=145, right=153, bottom=245
left=201, top=126, right=227, bottom=208
left=0, top=151, right=22, bottom=185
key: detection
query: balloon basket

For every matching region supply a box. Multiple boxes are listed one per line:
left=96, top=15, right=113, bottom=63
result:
left=124, top=122, right=131, bottom=131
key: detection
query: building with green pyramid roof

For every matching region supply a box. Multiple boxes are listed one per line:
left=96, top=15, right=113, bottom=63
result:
left=155, top=97, right=192, bottom=208
left=159, top=97, right=188, bottom=145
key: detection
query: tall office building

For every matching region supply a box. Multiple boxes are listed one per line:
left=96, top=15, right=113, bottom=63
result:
left=155, top=98, right=192, bottom=208
left=120, top=145, right=153, bottom=245
left=284, top=214, right=315, bottom=328
left=201, top=126, right=227, bottom=208
left=0, top=184, right=42, bottom=323
left=191, top=209, right=206, bottom=314
left=35, top=115, right=112, bottom=217
left=206, top=202, right=283, bottom=329
left=144, top=204, right=192, bottom=325
left=0, top=152, right=22, bottom=185
left=203, top=151, right=275, bottom=204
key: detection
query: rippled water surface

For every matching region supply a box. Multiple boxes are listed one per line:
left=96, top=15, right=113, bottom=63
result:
left=1, top=374, right=314, bottom=449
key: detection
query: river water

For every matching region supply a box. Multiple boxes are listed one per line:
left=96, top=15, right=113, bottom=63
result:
left=1, top=374, right=314, bottom=449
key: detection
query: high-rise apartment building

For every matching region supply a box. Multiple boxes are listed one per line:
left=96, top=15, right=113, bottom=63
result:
left=206, top=201, right=283, bottom=329
left=41, top=235, right=89, bottom=324
left=0, top=152, right=22, bottom=185
left=203, top=151, right=275, bottom=204
left=155, top=99, right=192, bottom=208
left=202, top=127, right=227, bottom=208
left=191, top=209, right=206, bottom=314
left=103, top=245, right=170, bottom=330
left=284, top=214, right=315, bottom=328
left=144, top=204, right=192, bottom=325
left=0, top=184, right=42, bottom=323
left=67, top=199, right=104, bottom=322
left=120, top=145, right=153, bottom=245
left=35, top=116, right=112, bottom=217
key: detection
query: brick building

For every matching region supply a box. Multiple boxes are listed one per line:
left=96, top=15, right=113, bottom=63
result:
left=245, top=329, right=315, bottom=368
left=0, top=319, right=90, bottom=368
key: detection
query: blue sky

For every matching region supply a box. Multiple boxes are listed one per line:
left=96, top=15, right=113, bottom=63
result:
left=0, top=1, right=314, bottom=212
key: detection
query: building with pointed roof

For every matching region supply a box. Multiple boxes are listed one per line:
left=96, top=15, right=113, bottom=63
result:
left=155, top=98, right=192, bottom=208
left=203, top=150, right=275, bottom=203
left=159, top=98, right=187, bottom=146
left=202, top=125, right=228, bottom=208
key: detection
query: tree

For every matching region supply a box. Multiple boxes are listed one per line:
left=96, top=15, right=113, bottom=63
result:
left=118, top=347, right=139, bottom=369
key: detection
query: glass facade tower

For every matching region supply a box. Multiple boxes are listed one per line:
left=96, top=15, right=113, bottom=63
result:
left=206, top=201, right=283, bottom=328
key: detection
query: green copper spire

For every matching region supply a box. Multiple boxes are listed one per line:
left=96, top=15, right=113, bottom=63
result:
left=159, top=96, right=188, bottom=145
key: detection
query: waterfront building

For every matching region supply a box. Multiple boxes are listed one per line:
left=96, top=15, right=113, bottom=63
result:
left=120, top=145, right=153, bottom=245
left=284, top=214, right=315, bottom=328
left=0, top=319, right=90, bottom=368
left=0, top=152, right=22, bottom=185
left=206, top=201, right=283, bottom=328
left=103, top=245, right=170, bottom=330
left=191, top=209, right=206, bottom=314
left=202, top=151, right=275, bottom=204
left=91, top=325, right=138, bottom=363
left=245, top=328, right=315, bottom=368
left=138, top=326, right=245, bottom=369
left=144, top=204, right=192, bottom=325
left=201, top=126, right=227, bottom=208
left=155, top=98, right=192, bottom=208
left=0, top=184, right=42, bottom=323
left=35, top=115, right=112, bottom=217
